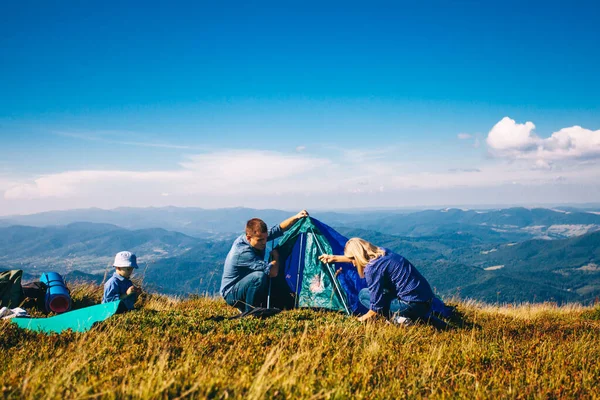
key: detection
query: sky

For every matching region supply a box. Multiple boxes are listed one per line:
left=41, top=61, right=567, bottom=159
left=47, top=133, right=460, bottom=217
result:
left=1, top=0, right=599, bottom=216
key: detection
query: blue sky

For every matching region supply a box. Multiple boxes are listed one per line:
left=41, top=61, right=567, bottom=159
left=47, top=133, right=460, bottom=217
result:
left=1, top=1, right=599, bottom=215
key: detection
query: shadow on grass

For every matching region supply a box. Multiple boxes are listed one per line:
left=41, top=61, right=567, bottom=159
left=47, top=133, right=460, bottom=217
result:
left=440, top=305, right=481, bottom=331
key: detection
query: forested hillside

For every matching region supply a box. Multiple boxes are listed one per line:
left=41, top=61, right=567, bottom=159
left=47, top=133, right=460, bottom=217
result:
left=1, top=207, right=599, bottom=303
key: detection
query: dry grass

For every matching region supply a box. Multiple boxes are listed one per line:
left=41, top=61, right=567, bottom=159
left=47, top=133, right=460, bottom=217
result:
left=2, top=284, right=600, bottom=399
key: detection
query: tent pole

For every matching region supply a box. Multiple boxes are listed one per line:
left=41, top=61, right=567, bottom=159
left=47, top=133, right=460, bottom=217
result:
left=267, top=239, right=273, bottom=309
left=295, top=233, right=304, bottom=308
left=309, top=228, right=351, bottom=315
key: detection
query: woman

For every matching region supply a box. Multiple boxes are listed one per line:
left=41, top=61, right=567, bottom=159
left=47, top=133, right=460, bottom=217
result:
left=319, top=237, right=436, bottom=324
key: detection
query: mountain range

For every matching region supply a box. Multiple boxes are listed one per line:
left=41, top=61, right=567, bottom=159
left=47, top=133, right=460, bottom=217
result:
left=1, top=206, right=599, bottom=304
left=3, top=206, right=599, bottom=240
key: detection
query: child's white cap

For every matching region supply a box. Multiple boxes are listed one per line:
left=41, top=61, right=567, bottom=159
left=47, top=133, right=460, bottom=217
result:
left=113, top=251, right=139, bottom=269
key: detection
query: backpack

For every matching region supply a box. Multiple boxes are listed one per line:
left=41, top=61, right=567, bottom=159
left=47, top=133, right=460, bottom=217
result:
left=0, top=270, right=24, bottom=308
left=21, top=281, right=48, bottom=310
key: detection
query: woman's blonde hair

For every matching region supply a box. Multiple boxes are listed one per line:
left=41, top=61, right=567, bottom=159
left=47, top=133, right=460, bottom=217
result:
left=343, top=237, right=385, bottom=278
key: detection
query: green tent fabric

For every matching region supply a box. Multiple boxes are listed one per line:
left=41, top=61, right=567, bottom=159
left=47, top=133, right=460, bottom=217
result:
left=11, top=301, right=121, bottom=333
left=276, top=218, right=349, bottom=313
left=0, top=270, right=24, bottom=308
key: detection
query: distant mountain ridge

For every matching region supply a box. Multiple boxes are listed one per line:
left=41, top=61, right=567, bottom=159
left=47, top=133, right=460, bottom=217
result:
left=337, top=227, right=600, bottom=304
left=0, top=222, right=203, bottom=274
left=1, top=207, right=599, bottom=304
left=2, top=206, right=599, bottom=240
left=357, top=207, right=600, bottom=239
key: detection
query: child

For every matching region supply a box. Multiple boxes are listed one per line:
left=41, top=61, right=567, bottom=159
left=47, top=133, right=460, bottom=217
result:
left=102, top=251, right=142, bottom=311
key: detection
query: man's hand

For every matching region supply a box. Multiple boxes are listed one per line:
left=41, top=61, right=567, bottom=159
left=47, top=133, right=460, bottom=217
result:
left=280, top=210, right=310, bottom=231
left=269, top=260, right=279, bottom=278
left=295, top=210, right=309, bottom=219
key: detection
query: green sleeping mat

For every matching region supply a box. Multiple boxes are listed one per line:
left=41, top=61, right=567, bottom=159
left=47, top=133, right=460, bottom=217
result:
left=11, top=301, right=121, bottom=333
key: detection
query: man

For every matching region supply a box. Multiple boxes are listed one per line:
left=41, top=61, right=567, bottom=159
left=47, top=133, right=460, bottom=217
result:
left=220, top=210, right=309, bottom=312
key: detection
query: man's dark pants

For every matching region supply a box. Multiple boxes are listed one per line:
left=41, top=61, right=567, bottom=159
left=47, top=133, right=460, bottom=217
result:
left=224, top=271, right=268, bottom=313
left=224, top=271, right=295, bottom=312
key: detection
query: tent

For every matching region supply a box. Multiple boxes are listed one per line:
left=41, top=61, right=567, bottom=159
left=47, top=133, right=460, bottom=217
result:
left=274, top=217, right=367, bottom=315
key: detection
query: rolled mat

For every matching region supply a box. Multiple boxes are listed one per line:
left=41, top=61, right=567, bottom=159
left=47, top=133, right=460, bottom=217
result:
left=40, top=272, right=71, bottom=313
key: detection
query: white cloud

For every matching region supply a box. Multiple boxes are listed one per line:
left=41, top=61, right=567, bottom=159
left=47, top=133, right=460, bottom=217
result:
left=0, top=176, right=17, bottom=191
left=296, top=146, right=306, bottom=152
left=486, top=117, right=538, bottom=153
left=458, top=133, right=481, bottom=149
left=3, top=136, right=600, bottom=214
left=3, top=150, right=333, bottom=200
left=4, top=170, right=188, bottom=200
left=486, top=117, right=600, bottom=162
left=179, top=150, right=330, bottom=190
left=533, top=159, right=552, bottom=170
left=6, top=146, right=599, bottom=204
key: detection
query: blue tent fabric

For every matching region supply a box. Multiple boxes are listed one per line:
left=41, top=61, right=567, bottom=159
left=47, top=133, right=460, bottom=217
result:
left=276, top=217, right=367, bottom=314
left=282, top=232, right=306, bottom=302
left=311, top=218, right=367, bottom=314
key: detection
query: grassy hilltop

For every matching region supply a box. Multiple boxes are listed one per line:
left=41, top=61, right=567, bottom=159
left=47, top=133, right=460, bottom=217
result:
left=2, top=285, right=600, bottom=399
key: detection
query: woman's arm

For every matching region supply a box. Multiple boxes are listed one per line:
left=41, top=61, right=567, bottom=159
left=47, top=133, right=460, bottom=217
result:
left=318, top=254, right=353, bottom=264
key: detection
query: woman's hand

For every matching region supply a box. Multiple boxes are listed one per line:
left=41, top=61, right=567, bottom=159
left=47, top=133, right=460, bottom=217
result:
left=319, top=254, right=336, bottom=264
left=319, top=254, right=354, bottom=265
left=358, top=310, right=378, bottom=322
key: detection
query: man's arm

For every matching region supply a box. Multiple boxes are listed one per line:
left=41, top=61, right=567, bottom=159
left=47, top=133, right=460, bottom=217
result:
left=279, top=210, right=309, bottom=231
left=235, top=247, right=273, bottom=275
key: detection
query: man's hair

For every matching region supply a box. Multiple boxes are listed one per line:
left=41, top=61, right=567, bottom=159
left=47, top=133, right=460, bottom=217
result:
left=246, top=218, right=268, bottom=236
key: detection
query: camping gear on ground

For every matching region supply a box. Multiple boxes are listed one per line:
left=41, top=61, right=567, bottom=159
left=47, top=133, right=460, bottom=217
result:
left=0, top=270, right=24, bottom=308
left=21, top=281, right=48, bottom=310
left=40, top=272, right=71, bottom=313
left=393, top=315, right=414, bottom=326
left=0, top=306, right=29, bottom=319
left=207, top=307, right=283, bottom=322
left=274, top=217, right=368, bottom=315
left=11, top=300, right=121, bottom=333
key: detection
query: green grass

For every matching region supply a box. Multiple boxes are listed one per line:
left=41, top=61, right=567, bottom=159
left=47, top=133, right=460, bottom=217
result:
left=2, top=284, right=600, bottom=399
